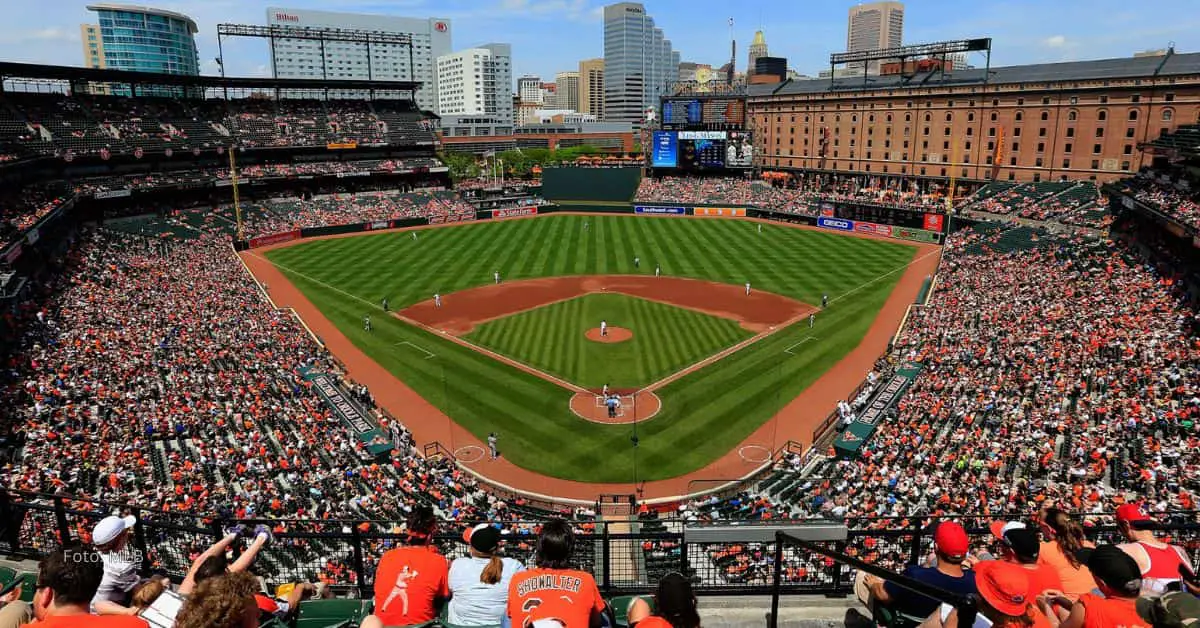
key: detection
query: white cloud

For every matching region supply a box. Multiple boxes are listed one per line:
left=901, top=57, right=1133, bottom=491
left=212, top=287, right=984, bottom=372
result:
left=1043, top=35, right=1068, bottom=48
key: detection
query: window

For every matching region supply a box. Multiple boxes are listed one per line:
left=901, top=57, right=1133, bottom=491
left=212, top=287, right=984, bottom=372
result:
left=1012, top=142, right=1019, bottom=152
left=1042, top=97, right=1051, bottom=105
left=886, top=113, right=893, bottom=122
left=924, top=113, right=931, bottom=122
left=1035, top=157, right=1044, bottom=167
left=1015, top=111, right=1024, bottom=122
left=987, top=141, right=995, bottom=151
left=1039, top=128, right=1047, bottom=137
left=990, top=112, right=998, bottom=121
left=1100, top=95, right=1108, bottom=104
left=1010, top=156, right=1017, bottom=165
left=1165, top=93, right=1175, bottom=102
left=1014, top=128, right=1022, bottom=137
left=988, top=127, right=996, bottom=137
left=1017, top=98, right=1025, bottom=105
left=1037, top=142, right=1045, bottom=152
left=1162, top=109, right=1174, bottom=121
left=1069, top=96, right=1078, bottom=105
left=1068, top=110, right=1078, bottom=121
left=1123, top=144, right=1133, bottom=155
left=1125, top=127, right=1136, bottom=138
left=1062, top=158, right=1071, bottom=168
left=905, top=113, right=911, bottom=122
left=943, top=141, right=950, bottom=150
left=945, top=112, right=953, bottom=122
left=1128, top=109, right=1138, bottom=121
left=1066, top=128, right=1075, bottom=138
left=967, top=127, right=974, bottom=136
left=1121, top=161, right=1131, bottom=170
left=968, top=112, right=975, bottom=122
left=1096, top=128, right=1104, bottom=137
left=1093, top=144, right=1102, bottom=154
left=1064, top=143, right=1072, bottom=153
left=1092, top=159, right=1100, bottom=169
left=1131, top=95, right=1141, bottom=103
left=1098, top=110, right=1107, bottom=121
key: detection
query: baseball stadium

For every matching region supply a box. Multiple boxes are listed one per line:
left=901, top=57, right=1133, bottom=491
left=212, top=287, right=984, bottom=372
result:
left=0, top=15, right=1197, bottom=628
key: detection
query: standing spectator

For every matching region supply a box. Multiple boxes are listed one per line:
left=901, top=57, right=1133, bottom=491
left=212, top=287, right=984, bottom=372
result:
left=1115, top=504, right=1195, bottom=596
left=30, top=543, right=149, bottom=627
left=1036, top=545, right=1149, bottom=628
left=507, top=518, right=606, bottom=628
left=864, top=521, right=977, bottom=619
left=91, top=515, right=140, bottom=617
left=447, top=524, right=523, bottom=626
left=364, top=506, right=448, bottom=628
left=1036, top=508, right=1096, bottom=600
left=626, top=572, right=701, bottom=628
left=175, top=572, right=260, bottom=628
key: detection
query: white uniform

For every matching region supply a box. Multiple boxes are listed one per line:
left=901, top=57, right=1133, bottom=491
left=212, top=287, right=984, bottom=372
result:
left=412, top=232, right=418, bottom=240
left=655, top=265, right=661, bottom=277
left=494, top=271, right=500, bottom=284
left=758, top=224, right=762, bottom=234
left=745, top=282, right=751, bottom=295
left=600, top=320, right=608, bottom=336
left=434, top=294, right=442, bottom=308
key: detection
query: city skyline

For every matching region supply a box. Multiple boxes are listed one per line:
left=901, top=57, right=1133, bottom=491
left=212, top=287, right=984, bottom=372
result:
left=2, top=0, right=1199, bottom=90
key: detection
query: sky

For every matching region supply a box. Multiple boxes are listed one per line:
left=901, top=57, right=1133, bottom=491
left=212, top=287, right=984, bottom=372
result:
left=2, top=0, right=1199, bottom=85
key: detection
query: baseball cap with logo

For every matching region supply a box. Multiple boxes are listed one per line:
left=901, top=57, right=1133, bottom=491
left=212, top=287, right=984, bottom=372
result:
left=1116, top=503, right=1157, bottom=530
left=933, top=521, right=970, bottom=559
left=92, top=515, right=136, bottom=546
left=974, top=561, right=1031, bottom=616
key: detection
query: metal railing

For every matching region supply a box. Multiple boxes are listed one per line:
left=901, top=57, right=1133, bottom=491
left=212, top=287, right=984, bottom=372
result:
left=2, top=488, right=1197, bottom=600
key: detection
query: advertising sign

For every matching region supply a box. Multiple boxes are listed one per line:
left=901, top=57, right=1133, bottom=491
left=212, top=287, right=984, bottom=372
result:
left=817, top=216, right=854, bottom=231
left=651, top=131, right=678, bottom=168
left=855, top=221, right=892, bottom=237
left=923, top=212, right=946, bottom=232
left=493, top=206, right=538, bottom=218
left=693, top=207, right=747, bottom=217
left=93, top=189, right=132, bottom=199
left=248, top=230, right=301, bottom=249
left=634, top=205, right=686, bottom=215
left=677, top=130, right=728, bottom=140
left=891, top=226, right=941, bottom=244
left=365, top=220, right=391, bottom=231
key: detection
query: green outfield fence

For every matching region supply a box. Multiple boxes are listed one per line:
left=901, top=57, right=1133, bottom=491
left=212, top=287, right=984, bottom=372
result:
left=540, top=167, right=643, bottom=203
left=2, top=488, right=1196, bottom=600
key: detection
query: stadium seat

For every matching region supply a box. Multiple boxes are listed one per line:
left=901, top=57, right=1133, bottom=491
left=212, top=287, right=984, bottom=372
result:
left=295, top=598, right=372, bottom=628
left=608, top=595, right=655, bottom=627
left=16, top=572, right=35, bottom=603
left=0, top=566, right=16, bottom=589
left=875, top=604, right=927, bottom=628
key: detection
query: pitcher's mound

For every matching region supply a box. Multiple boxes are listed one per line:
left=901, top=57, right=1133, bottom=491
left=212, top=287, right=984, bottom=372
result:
left=585, top=327, right=632, bottom=343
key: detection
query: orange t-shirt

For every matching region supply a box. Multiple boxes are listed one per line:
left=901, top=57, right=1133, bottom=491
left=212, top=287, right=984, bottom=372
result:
left=507, top=567, right=606, bottom=628
left=1037, top=541, right=1096, bottom=598
left=24, top=615, right=149, bottom=627
left=634, top=617, right=673, bottom=628
left=1020, top=561, right=1064, bottom=599
left=1078, top=593, right=1150, bottom=628
left=372, top=545, right=449, bottom=626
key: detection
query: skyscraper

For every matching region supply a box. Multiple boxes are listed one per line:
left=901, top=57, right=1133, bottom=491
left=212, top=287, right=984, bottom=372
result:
left=436, top=44, right=513, bottom=124
left=80, top=24, right=106, bottom=69
left=603, top=2, right=680, bottom=124
left=578, top=58, right=605, bottom=118
left=846, top=1, right=904, bottom=74
left=85, top=4, right=199, bottom=75
left=555, top=71, right=580, bottom=111
left=747, top=30, right=768, bottom=76
left=266, top=7, right=452, bottom=109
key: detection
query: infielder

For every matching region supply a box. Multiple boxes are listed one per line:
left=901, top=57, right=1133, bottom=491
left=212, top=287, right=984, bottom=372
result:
left=434, top=293, right=442, bottom=308
left=758, top=223, right=762, bottom=234
left=809, top=313, right=815, bottom=328
left=654, top=264, right=661, bottom=277
left=494, top=270, right=501, bottom=284
left=381, top=297, right=389, bottom=312
left=600, top=319, right=608, bottom=337
left=822, top=294, right=828, bottom=308
left=487, top=433, right=499, bottom=460
left=745, top=282, right=751, bottom=296
left=363, top=315, right=372, bottom=332
left=602, top=383, right=610, bottom=397
left=411, top=231, right=418, bottom=241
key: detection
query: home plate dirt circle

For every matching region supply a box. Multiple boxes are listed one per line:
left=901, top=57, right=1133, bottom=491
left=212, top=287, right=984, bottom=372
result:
left=569, top=391, right=662, bottom=424
left=585, top=326, right=633, bottom=343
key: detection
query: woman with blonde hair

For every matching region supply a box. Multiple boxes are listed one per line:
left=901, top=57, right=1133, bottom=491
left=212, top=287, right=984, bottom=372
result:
left=175, top=571, right=260, bottom=628
left=447, top=524, right=524, bottom=627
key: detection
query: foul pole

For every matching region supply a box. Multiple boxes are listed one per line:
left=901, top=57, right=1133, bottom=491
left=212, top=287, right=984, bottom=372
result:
left=229, top=144, right=244, bottom=241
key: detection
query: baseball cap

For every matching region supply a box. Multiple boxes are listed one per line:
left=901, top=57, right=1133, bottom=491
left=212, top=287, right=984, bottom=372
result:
left=93, top=515, right=136, bottom=546
left=989, top=520, right=1027, bottom=540
left=1137, top=591, right=1200, bottom=628
left=974, top=561, right=1032, bottom=616
left=1116, top=503, right=1156, bottom=529
left=933, top=521, right=970, bottom=558
left=1077, top=545, right=1142, bottom=597
left=1001, top=528, right=1040, bottom=562
left=464, top=523, right=501, bottom=554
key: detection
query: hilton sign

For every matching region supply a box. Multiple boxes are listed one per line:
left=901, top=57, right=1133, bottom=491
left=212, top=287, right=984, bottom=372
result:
left=273, top=12, right=299, bottom=22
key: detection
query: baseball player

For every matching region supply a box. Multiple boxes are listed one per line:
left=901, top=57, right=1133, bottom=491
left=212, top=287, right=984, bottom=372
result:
left=434, top=293, right=442, bottom=308
left=655, top=264, right=661, bottom=277
left=600, top=319, right=608, bottom=337
left=758, top=223, right=762, bottom=234
left=411, top=231, right=418, bottom=241
left=382, top=297, right=389, bottom=312
left=602, top=383, right=610, bottom=397
left=745, top=282, right=751, bottom=296
left=809, top=313, right=815, bottom=328
left=494, top=270, right=501, bottom=285
left=363, top=315, right=372, bottom=332
left=634, top=256, right=640, bottom=269
left=487, top=433, right=499, bottom=460
left=583, top=220, right=589, bottom=231
left=822, top=294, right=828, bottom=308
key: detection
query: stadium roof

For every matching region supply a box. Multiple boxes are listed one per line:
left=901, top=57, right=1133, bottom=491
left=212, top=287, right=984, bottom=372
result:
left=86, top=4, right=199, bottom=34
left=0, top=62, right=421, bottom=92
left=750, top=51, right=1200, bottom=97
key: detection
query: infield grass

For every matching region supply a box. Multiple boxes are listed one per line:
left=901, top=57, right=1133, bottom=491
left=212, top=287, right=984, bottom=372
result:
left=261, top=214, right=919, bottom=482
left=465, top=293, right=753, bottom=389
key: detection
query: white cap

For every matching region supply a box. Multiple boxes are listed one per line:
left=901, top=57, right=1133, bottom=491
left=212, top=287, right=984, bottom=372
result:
left=531, top=621, right=565, bottom=628
left=93, top=515, right=136, bottom=545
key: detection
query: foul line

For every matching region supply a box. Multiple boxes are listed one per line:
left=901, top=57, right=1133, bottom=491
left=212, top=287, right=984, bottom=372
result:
left=826, top=246, right=943, bottom=307
left=393, top=341, right=435, bottom=360
left=783, top=337, right=819, bottom=355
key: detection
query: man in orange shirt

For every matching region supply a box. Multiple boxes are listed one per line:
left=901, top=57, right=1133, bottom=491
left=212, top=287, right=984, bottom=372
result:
left=24, top=543, right=148, bottom=627
left=507, top=519, right=606, bottom=628
left=983, top=521, right=1063, bottom=600
left=363, top=506, right=449, bottom=628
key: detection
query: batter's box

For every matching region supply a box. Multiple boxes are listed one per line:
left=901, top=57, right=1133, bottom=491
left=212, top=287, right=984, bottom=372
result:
left=393, top=340, right=436, bottom=360
left=594, top=395, right=636, bottom=417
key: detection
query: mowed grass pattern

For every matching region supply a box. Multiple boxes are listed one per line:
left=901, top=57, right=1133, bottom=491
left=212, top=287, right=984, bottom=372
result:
left=263, top=215, right=919, bottom=482
left=466, top=293, right=752, bottom=389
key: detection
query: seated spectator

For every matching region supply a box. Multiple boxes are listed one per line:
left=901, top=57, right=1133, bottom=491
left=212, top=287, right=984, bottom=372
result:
left=1135, top=564, right=1200, bottom=627
left=0, top=576, right=32, bottom=628
left=178, top=525, right=271, bottom=596
left=91, top=515, right=140, bottom=617
left=507, top=518, right=606, bottom=628
left=1036, top=508, right=1095, bottom=600
left=1115, top=504, right=1196, bottom=596
left=175, top=571, right=259, bottom=628
left=627, top=572, right=700, bottom=628
left=977, top=522, right=1063, bottom=601
left=362, top=505, right=448, bottom=628
left=447, top=524, right=524, bottom=627
left=863, top=521, right=977, bottom=620
left=127, top=578, right=167, bottom=613
left=29, top=542, right=149, bottom=627
left=1036, top=545, right=1148, bottom=628
left=922, top=560, right=1052, bottom=628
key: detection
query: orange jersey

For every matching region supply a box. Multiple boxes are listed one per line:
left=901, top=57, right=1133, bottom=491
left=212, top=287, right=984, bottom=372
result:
left=372, top=545, right=449, bottom=626
left=507, top=568, right=605, bottom=628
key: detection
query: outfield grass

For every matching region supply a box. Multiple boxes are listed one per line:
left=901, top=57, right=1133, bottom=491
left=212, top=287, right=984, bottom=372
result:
left=465, top=293, right=752, bottom=389
left=263, top=214, right=917, bottom=482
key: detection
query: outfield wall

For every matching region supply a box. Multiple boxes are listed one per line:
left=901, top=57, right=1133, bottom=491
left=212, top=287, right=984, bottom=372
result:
left=540, top=167, right=643, bottom=202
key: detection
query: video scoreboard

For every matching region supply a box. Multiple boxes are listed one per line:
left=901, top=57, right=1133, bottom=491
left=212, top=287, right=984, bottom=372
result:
left=661, top=98, right=745, bottom=127
left=651, top=130, right=754, bottom=171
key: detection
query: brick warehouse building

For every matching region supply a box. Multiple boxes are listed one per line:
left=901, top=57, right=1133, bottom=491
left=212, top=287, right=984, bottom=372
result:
left=746, top=51, right=1200, bottom=183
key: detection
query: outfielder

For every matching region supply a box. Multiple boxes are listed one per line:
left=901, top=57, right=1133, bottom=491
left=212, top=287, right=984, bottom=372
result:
left=822, top=294, right=828, bottom=308
left=655, top=264, right=661, bottom=277
left=634, top=256, right=640, bottom=269
left=809, top=313, right=815, bottom=328
left=411, top=231, right=418, bottom=241
left=434, top=293, right=442, bottom=308
left=494, top=270, right=501, bottom=284
left=745, top=282, right=751, bottom=296
left=758, top=223, right=762, bottom=234
left=602, top=383, right=610, bottom=397
left=600, top=319, right=608, bottom=337
left=381, top=297, right=389, bottom=312
left=363, top=315, right=372, bottom=332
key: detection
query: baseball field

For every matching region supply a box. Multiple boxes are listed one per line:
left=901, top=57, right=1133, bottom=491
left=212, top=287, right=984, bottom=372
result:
left=249, top=214, right=922, bottom=487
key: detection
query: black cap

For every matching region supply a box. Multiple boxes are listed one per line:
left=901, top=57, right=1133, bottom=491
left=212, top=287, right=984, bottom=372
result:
left=1076, top=545, right=1142, bottom=597
left=470, top=525, right=502, bottom=554
left=1002, top=528, right=1040, bottom=562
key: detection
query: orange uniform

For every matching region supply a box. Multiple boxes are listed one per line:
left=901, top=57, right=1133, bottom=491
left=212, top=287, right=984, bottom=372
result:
left=507, top=568, right=606, bottom=628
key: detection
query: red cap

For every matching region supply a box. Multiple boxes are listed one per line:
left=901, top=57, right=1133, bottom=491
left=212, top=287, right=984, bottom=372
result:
left=254, top=593, right=280, bottom=614
left=974, top=561, right=1030, bottom=616
left=933, top=521, right=969, bottom=558
left=1116, top=503, right=1152, bottom=524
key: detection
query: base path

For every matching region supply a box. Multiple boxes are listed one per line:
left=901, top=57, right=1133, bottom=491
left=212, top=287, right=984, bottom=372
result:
left=241, top=218, right=941, bottom=503
left=586, top=327, right=632, bottom=343
left=399, top=275, right=808, bottom=335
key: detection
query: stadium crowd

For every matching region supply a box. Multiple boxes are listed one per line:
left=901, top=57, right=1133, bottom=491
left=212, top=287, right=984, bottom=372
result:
left=1119, top=168, right=1200, bottom=231
left=236, top=190, right=477, bottom=238
left=635, top=175, right=947, bottom=213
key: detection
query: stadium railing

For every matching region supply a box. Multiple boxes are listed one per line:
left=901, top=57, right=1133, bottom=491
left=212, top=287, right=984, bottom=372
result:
left=2, top=488, right=1196, bottom=599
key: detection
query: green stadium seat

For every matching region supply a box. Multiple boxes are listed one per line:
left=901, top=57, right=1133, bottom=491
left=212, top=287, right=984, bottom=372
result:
left=16, top=573, right=36, bottom=604
left=0, top=566, right=17, bottom=589
left=295, top=598, right=372, bottom=628
left=608, top=595, right=655, bottom=628
left=875, top=604, right=928, bottom=628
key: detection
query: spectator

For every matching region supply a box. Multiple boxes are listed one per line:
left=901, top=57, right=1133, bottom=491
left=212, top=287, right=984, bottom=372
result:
left=127, top=578, right=167, bottom=612
left=90, top=515, right=140, bottom=617
left=626, top=572, right=701, bottom=628
left=363, top=505, right=448, bottom=628
left=863, top=521, right=977, bottom=619
left=1135, top=565, right=1200, bottom=628
left=178, top=525, right=271, bottom=596
left=1036, top=508, right=1096, bottom=600
left=981, top=523, right=1063, bottom=601
left=1036, top=545, right=1148, bottom=628
left=175, top=571, right=259, bottom=628
left=1115, top=504, right=1195, bottom=596
left=447, top=524, right=524, bottom=627
left=923, top=560, right=1052, bottom=628
left=507, top=518, right=606, bottom=628
left=0, top=576, right=32, bottom=628
left=29, top=543, right=148, bottom=627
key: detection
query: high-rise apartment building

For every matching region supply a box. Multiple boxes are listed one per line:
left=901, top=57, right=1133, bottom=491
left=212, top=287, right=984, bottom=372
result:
left=555, top=71, right=580, bottom=111
left=518, top=76, right=543, bottom=104
left=85, top=4, right=199, bottom=75
left=846, top=1, right=904, bottom=74
left=435, top=43, right=513, bottom=124
left=747, top=30, right=768, bottom=76
left=603, top=2, right=680, bottom=124
left=578, top=58, right=604, bottom=118
left=266, top=7, right=452, bottom=109
left=542, top=82, right=558, bottom=109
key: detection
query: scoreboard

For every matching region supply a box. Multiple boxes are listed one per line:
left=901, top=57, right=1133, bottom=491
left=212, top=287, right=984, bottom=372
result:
left=651, top=130, right=754, bottom=170
left=819, top=201, right=948, bottom=233
left=661, top=97, right=745, bottom=127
